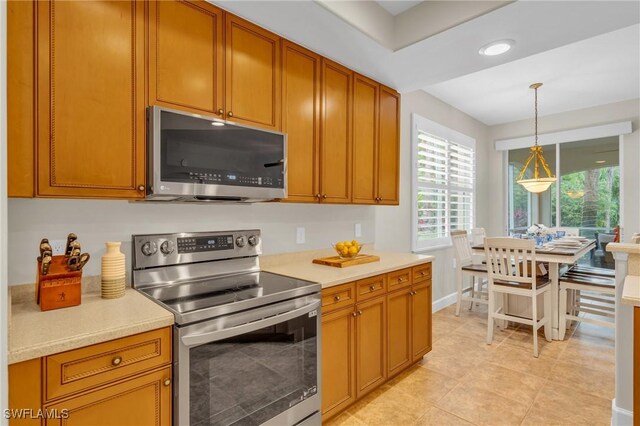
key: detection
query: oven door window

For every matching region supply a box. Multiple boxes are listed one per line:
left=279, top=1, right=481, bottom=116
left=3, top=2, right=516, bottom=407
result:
left=189, top=314, right=317, bottom=425
left=160, top=110, right=285, bottom=189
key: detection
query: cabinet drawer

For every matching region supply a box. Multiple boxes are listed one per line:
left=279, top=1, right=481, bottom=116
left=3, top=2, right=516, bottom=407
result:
left=45, top=327, right=172, bottom=401
left=322, top=282, right=356, bottom=313
left=412, top=263, right=432, bottom=284
left=356, top=274, right=387, bottom=302
left=387, top=268, right=411, bottom=292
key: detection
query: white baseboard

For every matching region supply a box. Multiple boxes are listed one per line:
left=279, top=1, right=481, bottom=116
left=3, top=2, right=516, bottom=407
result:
left=612, top=398, right=633, bottom=425
left=432, top=292, right=457, bottom=313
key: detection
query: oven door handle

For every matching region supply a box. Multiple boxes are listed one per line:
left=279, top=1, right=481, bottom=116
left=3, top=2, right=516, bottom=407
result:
left=180, top=299, right=320, bottom=347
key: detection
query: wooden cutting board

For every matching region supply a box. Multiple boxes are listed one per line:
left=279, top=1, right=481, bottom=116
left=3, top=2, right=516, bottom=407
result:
left=312, top=254, right=380, bottom=268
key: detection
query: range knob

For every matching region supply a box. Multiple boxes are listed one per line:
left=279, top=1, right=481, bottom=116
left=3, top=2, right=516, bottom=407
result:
left=160, top=240, right=175, bottom=255
left=248, top=235, right=260, bottom=247
left=235, top=236, right=247, bottom=248
left=141, top=241, right=158, bottom=256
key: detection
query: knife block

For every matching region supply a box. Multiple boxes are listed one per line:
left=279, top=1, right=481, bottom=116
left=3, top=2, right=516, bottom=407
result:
left=36, top=255, right=82, bottom=311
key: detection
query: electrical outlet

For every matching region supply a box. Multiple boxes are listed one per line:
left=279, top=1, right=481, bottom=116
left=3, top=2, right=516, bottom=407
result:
left=50, top=239, right=67, bottom=255
left=354, top=223, right=362, bottom=238
left=296, top=227, right=305, bottom=244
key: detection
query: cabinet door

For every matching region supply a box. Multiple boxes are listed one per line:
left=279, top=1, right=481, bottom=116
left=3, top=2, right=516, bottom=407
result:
left=45, top=367, right=172, bottom=426
left=352, top=74, right=378, bottom=205
left=355, top=296, right=386, bottom=398
left=9, top=358, right=41, bottom=426
left=149, top=0, right=224, bottom=115
left=225, top=15, right=281, bottom=130
left=412, top=281, right=432, bottom=361
left=321, top=307, right=356, bottom=418
left=320, top=59, right=353, bottom=204
left=36, top=0, right=146, bottom=199
left=387, top=288, right=412, bottom=378
left=377, top=86, right=400, bottom=205
left=282, top=41, right=321, bottom=203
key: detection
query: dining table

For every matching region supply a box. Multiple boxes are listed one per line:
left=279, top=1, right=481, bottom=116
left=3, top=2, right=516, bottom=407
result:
left=471, top=239, right=596, bottom=340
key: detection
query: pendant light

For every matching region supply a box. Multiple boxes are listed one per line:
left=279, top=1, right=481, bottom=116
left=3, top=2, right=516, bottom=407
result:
left=516, top=83, right=556, bottom=193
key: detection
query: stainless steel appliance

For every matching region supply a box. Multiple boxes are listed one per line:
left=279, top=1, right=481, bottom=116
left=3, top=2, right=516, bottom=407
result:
left=146, top=106, right=287, bottom=202
left=132, top=230, right=321, bottom=426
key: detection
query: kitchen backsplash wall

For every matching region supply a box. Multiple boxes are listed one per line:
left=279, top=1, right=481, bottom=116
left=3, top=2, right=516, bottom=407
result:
left=7, top=199, right=375, bottom=285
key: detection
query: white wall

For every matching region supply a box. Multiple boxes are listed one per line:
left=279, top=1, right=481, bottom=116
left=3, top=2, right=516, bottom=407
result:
left=374, top=89, right=491, bottom=300
left=7, top=200, right=375, bottom=285
left=487, top=99, right=640, bottom=240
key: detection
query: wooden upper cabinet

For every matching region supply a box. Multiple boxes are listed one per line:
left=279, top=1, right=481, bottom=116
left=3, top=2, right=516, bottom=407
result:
left=282, top=41, right=321, bottom=203
left=148, top=0, right=224, bottom=115
left=36, top=0, right=146, bottom=199
left=225, top=15, right=281, bottom=130
left=352, top=74, right=379, bottom=205
left=320, top=59, right=353, bottom=204
left=377, top=86, right=400, bottom=205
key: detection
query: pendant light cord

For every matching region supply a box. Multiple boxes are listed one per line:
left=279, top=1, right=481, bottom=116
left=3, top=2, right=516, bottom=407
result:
left=534, top=86, right=538, bottom=146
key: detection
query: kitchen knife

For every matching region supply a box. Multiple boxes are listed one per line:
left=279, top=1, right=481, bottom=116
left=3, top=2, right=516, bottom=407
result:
left=65, top=233, right=78, bottom=256
left=75, top=253, right=90, bottom=271
left=41, top=255, right=52, bottom=276
left=39, top=239, right=51, bottom=260
left=68, top=241, right=81, bottom=257
left=67, top=255, right=80, bottom=271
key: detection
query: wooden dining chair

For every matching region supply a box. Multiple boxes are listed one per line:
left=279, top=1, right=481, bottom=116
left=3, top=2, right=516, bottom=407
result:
left=451, top=230, right=488, bottom=316
left=484, top=238, right=552, bottom=357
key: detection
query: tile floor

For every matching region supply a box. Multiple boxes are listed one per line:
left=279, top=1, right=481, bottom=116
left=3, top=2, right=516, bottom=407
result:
left=326, top=303, right=615, bottom=426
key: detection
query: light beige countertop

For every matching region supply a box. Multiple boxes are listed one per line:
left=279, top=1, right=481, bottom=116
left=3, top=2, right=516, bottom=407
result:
left=260, top=248, right=434, bottom=288
left=9, top=285, right=174, bottom=365
left=622, top=275, right=640, bottom=307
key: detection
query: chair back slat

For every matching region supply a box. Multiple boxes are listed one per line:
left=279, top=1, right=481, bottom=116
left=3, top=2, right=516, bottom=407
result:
left=451, top=230, right=473, bottom=267
left=484, top=237, right=537, bottom=287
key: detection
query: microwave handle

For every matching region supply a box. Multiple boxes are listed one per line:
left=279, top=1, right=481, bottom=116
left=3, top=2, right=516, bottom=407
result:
left=181, top=298, right=320, bottom=347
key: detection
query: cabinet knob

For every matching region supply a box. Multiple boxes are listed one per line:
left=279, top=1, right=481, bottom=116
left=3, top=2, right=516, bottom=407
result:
left=163, top=378, right=171, bottom=387
left=315, top=193, right=321, bottom=199
left=357, top=310, right=363, bottom=316
left=352, top=311, right=357, bottom=317
left=369, top=285, right=376, bottom=291
left=334, top=295, right=341, bottom=302
left=228, top=111, right=233, bottom=118
left=322, top=194, right=327, bottom=199
left=138, top=185, right=145, bottom=192
left=111, top=356, right=122, bottom=366
left=217, top=108, right=224, bottom=115
left=420, top=271, right=426, bottom=276
left=398, top=277, right=405, bottom=282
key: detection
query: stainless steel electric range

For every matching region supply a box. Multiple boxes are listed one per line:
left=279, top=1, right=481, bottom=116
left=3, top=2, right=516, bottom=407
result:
left=132, top=230, right=321, bottom=426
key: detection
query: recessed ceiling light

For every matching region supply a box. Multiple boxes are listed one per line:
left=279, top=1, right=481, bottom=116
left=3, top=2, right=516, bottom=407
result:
left=595, top=160, right=606, bottom=164
left=211, top=121, right=225, bottom=127
left=479, top=39, right=515, bottom=56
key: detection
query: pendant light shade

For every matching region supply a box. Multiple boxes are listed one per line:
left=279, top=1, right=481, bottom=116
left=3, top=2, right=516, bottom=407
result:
left=516, top=83, right=556, bottom=193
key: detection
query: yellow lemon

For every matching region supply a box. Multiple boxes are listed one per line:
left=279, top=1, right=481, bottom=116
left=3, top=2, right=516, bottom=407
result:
left=341, top=248, right=349, bottom=256
left=351, top=240, right=359, bottom=246
left=348, top=246, right=358, bottom=256
left=335, top=243, right=345, bottom=251
left=344, top=242, right=352, bottom=248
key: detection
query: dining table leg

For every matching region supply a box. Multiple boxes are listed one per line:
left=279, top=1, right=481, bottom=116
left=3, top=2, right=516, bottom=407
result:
left=548, top=262, right=560, bottom=340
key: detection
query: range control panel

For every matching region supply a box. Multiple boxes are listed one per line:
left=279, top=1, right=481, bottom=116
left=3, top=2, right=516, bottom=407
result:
left=177, top=235, right=234, bottom=253
left=132, top=230, right=262, bottom=270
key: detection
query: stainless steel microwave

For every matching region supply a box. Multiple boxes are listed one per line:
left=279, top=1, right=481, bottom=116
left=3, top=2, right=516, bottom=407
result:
left=146, top=106, right=287, bottom=203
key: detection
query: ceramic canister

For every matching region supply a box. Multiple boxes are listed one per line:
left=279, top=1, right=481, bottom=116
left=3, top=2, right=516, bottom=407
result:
left=101, top=241, right=126, bottom=299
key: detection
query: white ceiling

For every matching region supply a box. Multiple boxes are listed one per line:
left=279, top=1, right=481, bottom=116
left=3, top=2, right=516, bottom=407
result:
left=211, top=1, right=640, bottom=126
left=376, top=0, right=422, bottom=16
left=425, top=24, right=640, bottom=125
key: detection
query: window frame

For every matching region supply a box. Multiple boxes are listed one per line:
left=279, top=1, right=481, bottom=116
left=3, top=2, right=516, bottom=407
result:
left=411, top=114, right=476, bottom=253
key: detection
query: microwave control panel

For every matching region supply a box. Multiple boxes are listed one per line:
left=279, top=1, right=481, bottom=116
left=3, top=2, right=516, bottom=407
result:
left=184, top=172, right=282, bottom=188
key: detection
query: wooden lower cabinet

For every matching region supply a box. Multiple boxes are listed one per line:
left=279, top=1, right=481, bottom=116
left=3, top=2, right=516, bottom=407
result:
left=387, top=288, right=412, bottom=377
left=355, top=296, right=387, bottom=397
left=44, top=367, right=172, bottom=426
left=321, top=306, right=356, bottom=418
left=8, top=327, right=172, bottom=426
left=412, top=281, right=433, bottom=360
left=321, top=263, right=433, bottom=420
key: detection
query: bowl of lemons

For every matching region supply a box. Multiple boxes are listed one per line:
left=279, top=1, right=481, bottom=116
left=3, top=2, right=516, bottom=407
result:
left=333, top=240, right=362, bottom=259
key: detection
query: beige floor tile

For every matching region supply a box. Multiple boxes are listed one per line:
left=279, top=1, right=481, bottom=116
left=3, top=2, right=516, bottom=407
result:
left=526, top=381, right=611, bottom=425
left=325, top=411, right=367, bottom=426
left=387, top=364, right=458, bottom=405
left=521, top=408, right=599, bottom=426
left=422, top=348, right=487, bottom=380
left=435, top=383, right=530, bottom=426
left=488, top=342, right=558, bottom=379
left=349, top=385, right=430, bottom=425
left=558, top=337, right=615, bottom=373
left=414, top=407, right=474, bottom=426
left=460, top=362, right=546, bottom=405
left=547, top=359, right=615, bottom=399
left=501, top=325, right=568, bottom=358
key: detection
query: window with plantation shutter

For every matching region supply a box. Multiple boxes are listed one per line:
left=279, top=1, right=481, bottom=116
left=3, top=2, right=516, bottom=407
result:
left=412, top=115, right=476, bottom=251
